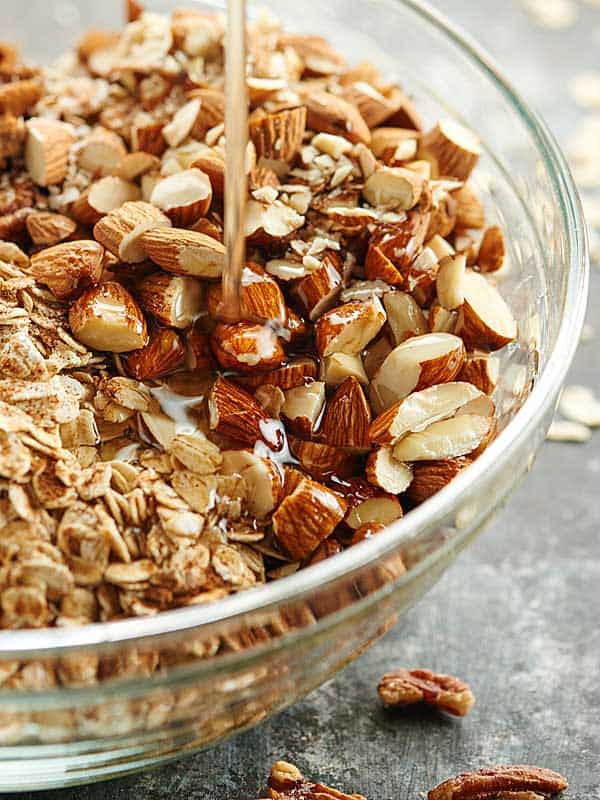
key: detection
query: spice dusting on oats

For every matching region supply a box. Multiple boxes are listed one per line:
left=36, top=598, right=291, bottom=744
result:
left=0, top=0, right=517, bottom=645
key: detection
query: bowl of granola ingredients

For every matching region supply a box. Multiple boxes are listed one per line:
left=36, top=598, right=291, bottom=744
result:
left=0, top=0, right=587, bottom=789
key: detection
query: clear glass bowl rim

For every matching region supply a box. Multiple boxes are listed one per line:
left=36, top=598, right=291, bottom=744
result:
left=0, top=0, right=588, bottom=662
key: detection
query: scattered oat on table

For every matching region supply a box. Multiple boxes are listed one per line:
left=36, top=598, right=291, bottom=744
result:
left=559, top=384, right=600, bottom=426
left=546, top=419, right=592, bottom=443
left=520, top=0, right=577, bottom=30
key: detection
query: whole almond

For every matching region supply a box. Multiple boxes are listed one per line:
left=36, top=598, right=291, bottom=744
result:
left=26, top=212, right=77, bottom=246
left=141, top=226, right=225, bottom=278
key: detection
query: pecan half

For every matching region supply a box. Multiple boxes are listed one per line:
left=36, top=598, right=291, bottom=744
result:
left=378, top=667, right=475, bottom=716
left=267, top=761, right=365, bottom=800
left=428, top=766, right=568, bottom=800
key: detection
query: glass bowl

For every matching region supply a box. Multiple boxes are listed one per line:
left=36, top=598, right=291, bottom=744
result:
left=0, top=0, right=588, bottom=789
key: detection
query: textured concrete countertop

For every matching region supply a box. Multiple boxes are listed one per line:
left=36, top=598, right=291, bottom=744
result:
left=11, top=1, right=600, bottom=797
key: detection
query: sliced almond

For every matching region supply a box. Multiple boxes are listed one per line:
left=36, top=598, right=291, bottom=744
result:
left=407, top=457, right=472, bottom=504
left=210, top=322, right=285, bottom=373
left=71, top=177, right=141, bottom=226
left=69, top=281, right=148, bottom=353
left=78, top=127, right=127, bottom=176
left=25, top=211, right=77, bottom=246
left=384, top=291, right=428, bottom=345
left=558, top=384, right=600, bottom=427
left=364, top=244, right=404, bottom=286
left=370, top=332, right=466, bottom=413
left=206, top=263, right=287, bottom=323
left=477, top=225, right=505, bottom=273
left=25, top=118, right=75, bottom=187
left=320, top=352, right=368, bottom=387
left=363, top=166, right=424, bottom=210
left=28, top=240, right=104, bottom=300
left=454, top=184, right=485, bottom=229
left=249, top=106, right=307, bottom=163
left=187, top=87, right=225, bottom=139
left=150, top=168, right=212, bottom=227
left=272, top=477, right=347, bottom=560
left=419, top=119, right=480, bottom=180
left=392, top=414, right=491, bottom=461
left=456, top=270, right=517, bottom=351
left=112, top=151, right=161, bottom=181
left=221, top=450, right=282, bottom=518
left=245, top=199, right=305, bottom=246
left=208, top=376, right=283, bottom=450
left=291, top=251, right=343, bottom=321
left=141, top=226, right=225, bottom=278
left=162, top=98, right=201, bottom=148
left=436, top=254, right=466, bottom=310
left=427, top=234, right=455, bottom=261
left=236, top=357, right=318, bottom=391
left=315, top=296, right=386, bottom=357
left=94, top=201, right=171, bottom=263
left=366, top=448, right=413, bottom=494
left=301, top=89, right=370, bottom=144
left=136, top=272, right=203, bottom=329
left=457, top=354, right=499, bottom=395
left=320, top=376, right=372, bottom=449
left=346, top=494, right=403, bottom=529
left=369, top=381, right=485, bottom=445
left=282, top=382, right=326, bottom=437
left=123, top=325, right=185, bottom=380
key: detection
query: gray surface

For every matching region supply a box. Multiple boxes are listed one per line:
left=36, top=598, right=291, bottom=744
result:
left=11, top=0, right=600, bottom=797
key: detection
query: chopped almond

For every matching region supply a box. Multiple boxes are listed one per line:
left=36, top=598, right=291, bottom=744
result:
left=315, top=297, right=386, bottom=357
left=408, top=457, right=472, bottom=504
left=123, top=326, right=185, bottom=380
left=366, top=448, right=413, bottom=494
left=301, top=89, right=370, bottom=144
left=320, top=352, right=368, bottom=387
left=291, top=251, right=344, bottom=321
left=346, top=494, right=403, bottom=529
left=69, top=281, right=148, bottom=353
left=282, top=382, right=326, bottom=437
left=250, top=106, right=307, bottom=162
left=370, top=333, right=466, bottom=413
left=210, top=322, right=285, bottom=373
left=288, top=437, right=359, bottom=480
left=456, top=270, right=517, bottom=351
left=477, top=225, right=505, bottom=273
left=419, top=119, right=480, bottom=180
left=71, top=177, right=141, bottom=226
left=150, top=168, right=212, bottom=227
left=457, top=353, right=499, bottom=395
left=25, top=118, right=75, bottom=187
left=384, top=291, right=429, bottom=345
left=272, top=477, right=347, bottom=560
left=454, top=184, right=486, bottom=229
left=94, top=201, right=171, bottom=263
left=320, top=377, right=372, bottom=449
left=206, top=263, right=286, bottom=324
left=369, top=382, right=485, bottom=445
left=208, top=376, right=283, bottom=450
left=392, top=414, right=492, bottom=461
left=78, top=127, right=127, bottom=176
left=136, top=272, right=203, bottom=329
left=436, top=254, right=466, bottom=310
left=363, top=166, right=424, bottom=210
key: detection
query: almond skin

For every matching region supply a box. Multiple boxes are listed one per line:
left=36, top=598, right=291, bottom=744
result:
left=210, top=321, right=286, bottom=373
left=291, top=251, right=344, bottom=321
left=288, top=436, right=360, bottom=480
left=456, top=270, right=517, bottom=351
left=28, top=240, right=104, bottom=300
left=477, top=225, right=505, bottom=273
left=69, top=281, right=148, bottom=353
left=320, top=376, right=372, bottom=449
left=364, top=244, right=404, bottom=285
left=272, top=477, right=347, bottom=560
left=208, top=376, right=283, bottom=450
left=249, top=106, right=307, bottom=162
left=123, top=326, right=185, bottom=380
left=419, top=119, right=481, bottom=180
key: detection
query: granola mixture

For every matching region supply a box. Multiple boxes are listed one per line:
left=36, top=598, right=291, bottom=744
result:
left=0, top=2, right=517, bottom=635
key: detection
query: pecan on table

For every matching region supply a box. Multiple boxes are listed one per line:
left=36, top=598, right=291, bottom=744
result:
left=378, top=667, right=475, bottom=716
left=428, top=766, right=568, bottom=800
left=267, top=761, right=365, bottom=800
